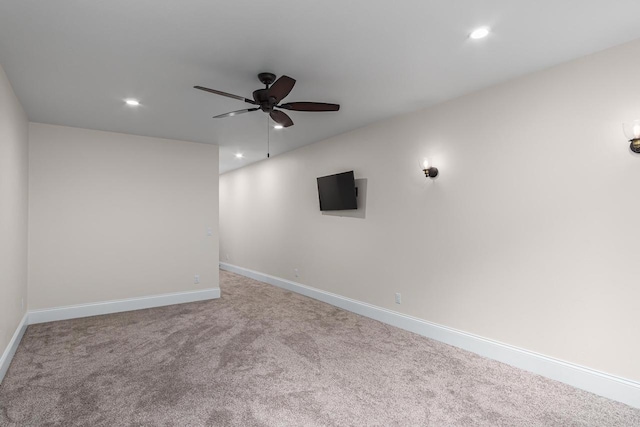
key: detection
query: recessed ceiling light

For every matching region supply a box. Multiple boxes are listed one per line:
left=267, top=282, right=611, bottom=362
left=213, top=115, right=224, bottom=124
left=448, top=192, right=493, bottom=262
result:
left=469, top=27, right=490, bottom=40
left=235, top=153, right=244, bottom=159
left=273, top=124, right=284, bottom=130
left=125, top=99, right=140, bottom=106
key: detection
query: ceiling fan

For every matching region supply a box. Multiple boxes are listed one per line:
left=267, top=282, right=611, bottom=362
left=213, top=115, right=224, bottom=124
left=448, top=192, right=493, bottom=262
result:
left=194, top=73, right=340, bottom=128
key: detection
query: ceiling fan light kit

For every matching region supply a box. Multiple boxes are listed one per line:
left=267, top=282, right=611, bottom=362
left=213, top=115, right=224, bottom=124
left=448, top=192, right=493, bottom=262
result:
left=194, top=73, right=340, bottom=128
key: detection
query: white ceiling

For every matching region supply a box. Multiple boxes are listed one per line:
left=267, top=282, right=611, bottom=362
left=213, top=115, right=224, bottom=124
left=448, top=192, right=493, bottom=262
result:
left=2, top=1, right=640, bottom=173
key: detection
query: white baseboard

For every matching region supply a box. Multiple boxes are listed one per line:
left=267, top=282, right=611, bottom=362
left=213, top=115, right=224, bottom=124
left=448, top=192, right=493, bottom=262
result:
left=28, top=288, right=220, bottom=324
left=220, top=262, right=640, bottom=409
left=0, top=312, right=29, bottom=384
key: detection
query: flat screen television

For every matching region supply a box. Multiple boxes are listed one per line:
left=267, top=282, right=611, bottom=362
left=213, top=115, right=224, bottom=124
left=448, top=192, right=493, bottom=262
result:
left=317, top=171, right=357, bottom=211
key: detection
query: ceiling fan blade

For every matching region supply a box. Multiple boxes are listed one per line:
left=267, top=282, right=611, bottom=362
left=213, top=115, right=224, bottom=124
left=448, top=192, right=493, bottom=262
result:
left=270, top=110, right=294, bottom=127
left=267, top=75, right=296, bottom=103
left=213, top=108, right=259, bottom=119
left=194, top=86, right=256, bottom=105
left=279, top=102, right=340, bottom=112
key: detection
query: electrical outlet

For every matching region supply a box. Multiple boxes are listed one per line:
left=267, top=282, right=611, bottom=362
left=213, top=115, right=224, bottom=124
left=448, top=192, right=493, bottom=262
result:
left=395, top=293, right=402, bottom=304
left=194, top=274, right=200, bottom=284
left=294, top=268, right=299, bottom=278
left=207, top=227, right=213, bottom=236
left=225, top=253, right=230, bottom=261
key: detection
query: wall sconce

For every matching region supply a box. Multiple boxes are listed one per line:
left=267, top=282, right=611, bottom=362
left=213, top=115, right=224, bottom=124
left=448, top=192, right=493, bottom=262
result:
left=420, top=158, right=439, bottom=178
left=623, top=120, right=640, bottom=153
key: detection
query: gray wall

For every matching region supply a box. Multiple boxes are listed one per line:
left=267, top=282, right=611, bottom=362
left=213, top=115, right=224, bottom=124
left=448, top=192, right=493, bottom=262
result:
left=28, top=123, right=219, bottom=309
left=220, top=39, right=640, bottom=382
left=0, top=64, right=28, bottom=357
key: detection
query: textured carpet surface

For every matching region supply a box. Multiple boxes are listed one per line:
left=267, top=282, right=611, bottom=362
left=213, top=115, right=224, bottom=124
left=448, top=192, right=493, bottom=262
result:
left=1, top=270, right=639, bottom=426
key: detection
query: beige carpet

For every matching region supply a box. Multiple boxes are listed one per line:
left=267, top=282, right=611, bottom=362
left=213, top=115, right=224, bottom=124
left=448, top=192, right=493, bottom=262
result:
left=1, top=270, right=638, bottom=426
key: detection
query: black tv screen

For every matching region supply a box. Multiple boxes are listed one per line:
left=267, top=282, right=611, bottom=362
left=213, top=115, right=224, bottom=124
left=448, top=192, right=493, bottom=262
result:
left=317, top=171, right=357, bottom=211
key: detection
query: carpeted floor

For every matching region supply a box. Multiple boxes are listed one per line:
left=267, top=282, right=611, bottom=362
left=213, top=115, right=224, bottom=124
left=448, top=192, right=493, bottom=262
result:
left=1, top=271, right=639, bottom=426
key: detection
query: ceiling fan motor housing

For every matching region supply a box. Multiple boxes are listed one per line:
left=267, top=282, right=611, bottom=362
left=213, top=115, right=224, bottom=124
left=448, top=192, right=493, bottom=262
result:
left=253, top=89, right=278, bottom=112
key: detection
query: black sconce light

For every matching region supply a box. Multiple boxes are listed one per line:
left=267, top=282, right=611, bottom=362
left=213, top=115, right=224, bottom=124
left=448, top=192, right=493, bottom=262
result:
left=420, top=158, right=438, bottom=178
left=623, top=120, right=640, bottom=153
